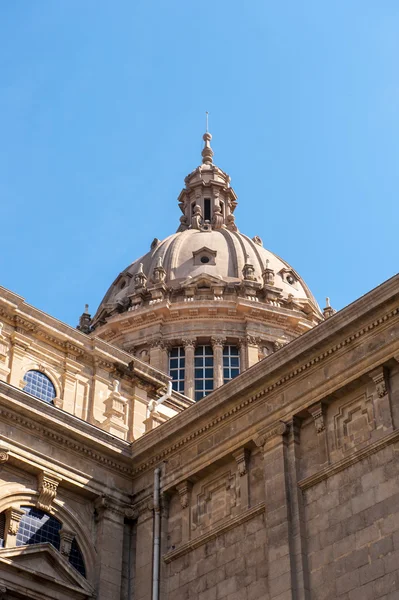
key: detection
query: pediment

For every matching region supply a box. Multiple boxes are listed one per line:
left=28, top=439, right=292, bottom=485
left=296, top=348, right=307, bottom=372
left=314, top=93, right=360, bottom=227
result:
left=181, top=273, right=226, bottom=290
left=0, top=543, right=94, bottom=599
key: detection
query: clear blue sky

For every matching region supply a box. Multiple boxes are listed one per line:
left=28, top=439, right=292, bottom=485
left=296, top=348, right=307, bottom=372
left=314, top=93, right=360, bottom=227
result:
left=1, top=1, right=398, bottom=326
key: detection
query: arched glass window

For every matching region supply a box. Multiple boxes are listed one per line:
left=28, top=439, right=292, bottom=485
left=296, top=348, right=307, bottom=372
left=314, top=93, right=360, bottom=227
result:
left=23, top=370, right=56, bottom=403
left=0, top=511, right=5, bottom=548
left=169, top=347, right=185, bottom=393
left=194, top=345, right=214, bottom=401
left=223, top=346, right=240, bottom=383
left=16, top=506, right=86, bottom=577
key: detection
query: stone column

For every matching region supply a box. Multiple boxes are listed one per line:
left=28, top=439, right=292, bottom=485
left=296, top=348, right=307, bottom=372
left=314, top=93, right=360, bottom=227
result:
left=150, top=339, right=168, bottom=372
left=255, top=421, right=295, bottom=600
left=94, top=496, right=125, bottom=600
left=176, top=480, right=193, bottom=543
left=131, top=499, right=154, bottom=600
left=211, top=337, right=226, bottom=389
left=233, top=448, right=250, bottom=509
left=308, top=401, right=329, bottom=468
left=183, top=339, right=196, bottom=400
left=238, top=339, right=248, bottom=372
left=246, top=335, right=259, bottom=368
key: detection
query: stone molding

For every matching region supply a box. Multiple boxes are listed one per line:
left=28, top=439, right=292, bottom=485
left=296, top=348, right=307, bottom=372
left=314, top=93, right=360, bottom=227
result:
left=6, top=506, right=24, bottom=536
left=0, top=448, right=9, bottom=465
left=176, top=480, right=193, bottom=509
left=37, top=471, right=62, bottom=512
left=163, top=503, right=265, bottom=563
left=232, top=448, right=250, bottom=476
left=298, top=428, right=399, bottom=491
left=254, top=421, right=289, bottom=449
left=182, top=338, right=196, bottom=348
left=211, top=337, right=226, bottom=348
left=308, top=401, right=326, bottom=433
left=368, top=366, right=388, bottom=398
left=130, top=306, right=399, bottom=477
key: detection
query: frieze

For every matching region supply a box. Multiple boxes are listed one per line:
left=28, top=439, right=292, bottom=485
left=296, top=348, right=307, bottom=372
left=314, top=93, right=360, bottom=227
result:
left=130, top=306, right=398, bottom=477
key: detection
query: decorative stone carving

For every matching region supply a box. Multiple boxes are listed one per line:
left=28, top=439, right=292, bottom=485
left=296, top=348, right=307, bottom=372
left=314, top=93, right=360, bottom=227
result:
left=308, top=401, right=326, bottom=433
left=254, top=421, right=289, bottom=449
left=252, top=236, right=263, bottom=246
left=246, top=335, right=259, bottom=347
left=151, top=255, right=166, bottom=284
left=178, top=215, right=189, bottom=232
left=262, top=259, right=275, bottom=286
left=176, top=481, right=193, bottom=509
left=212, top=205, right=223, bottom=229
left=59, top=528, right=75, bottom=557
left=37, top=471, right=62, bottom=512
left=7, top=506, right=24, bottom=536
left=151, top=238, right=160, bottom=250
left=211, top=337, right=226, bottom=348
left=273, top=340, right=287, bottom=352
left=77, top=305, right=91, bottom=334
left=226, top=213, right=237, bottom=231
left=191, top=205, right=203, bottom=230
left=103, top=379, right=128, bottom=439
left=0, top=447, right=9, bottom=464
left=134, top=263, right=147, bottom=290
left=242, top=263, right=256, bottom=281
left=323, top=297, right=336, bottom=319
left=233, top=448, right=250, bottom=477
left=182, top=338, right=196, bottom=349
left=369, top=366, right=388, bottom=398
left=334, top=393, right=375, bottom=451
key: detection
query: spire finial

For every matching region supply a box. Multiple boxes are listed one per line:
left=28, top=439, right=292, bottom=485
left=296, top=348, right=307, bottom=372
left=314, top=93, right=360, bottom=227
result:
left=201, top=114, right=214, bottom=165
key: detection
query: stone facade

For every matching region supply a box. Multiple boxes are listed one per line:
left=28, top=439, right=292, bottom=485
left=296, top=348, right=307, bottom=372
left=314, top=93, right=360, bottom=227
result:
left=0, top=273, right=397, bottom=599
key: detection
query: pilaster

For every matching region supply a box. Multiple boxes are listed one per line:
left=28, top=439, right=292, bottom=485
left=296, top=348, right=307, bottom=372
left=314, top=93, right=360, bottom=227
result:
left=94, top=495, right=125, bottom=600
left=246, top=335, right=259, bottom=368
left=308, top=401, right=329, bottom=467
left=233, top=447, right=250, bottom=509
left=176, top=480, right=193, bottom=543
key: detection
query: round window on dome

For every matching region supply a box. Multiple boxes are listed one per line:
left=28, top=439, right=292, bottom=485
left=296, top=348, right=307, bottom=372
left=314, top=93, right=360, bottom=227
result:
left=287, top=275, right=295, bottom=285
left=200, top=256, right=210, bottom=264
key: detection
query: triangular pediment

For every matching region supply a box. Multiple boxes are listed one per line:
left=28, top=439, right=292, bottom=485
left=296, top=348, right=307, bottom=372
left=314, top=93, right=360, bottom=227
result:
left=181, top=273, right=226, bottom=289
left=0, top=543, right=94, bottom=599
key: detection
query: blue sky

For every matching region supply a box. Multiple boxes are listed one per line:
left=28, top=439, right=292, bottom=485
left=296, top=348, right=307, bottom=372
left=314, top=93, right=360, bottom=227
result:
left=1, top=1, right=398, bottom=326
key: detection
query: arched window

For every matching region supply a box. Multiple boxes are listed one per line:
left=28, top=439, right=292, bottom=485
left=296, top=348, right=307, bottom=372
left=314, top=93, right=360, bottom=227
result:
left=169, top=347, right=185, bottom=393
left=194, top=345, right=214, bottom=401
left=15, top=506, right=86, bottom=577
left=23, top=370, right=56, bottom=403
left=223, top=346, right=240, bottom=383
left=0, top=511, right=5, bottom=548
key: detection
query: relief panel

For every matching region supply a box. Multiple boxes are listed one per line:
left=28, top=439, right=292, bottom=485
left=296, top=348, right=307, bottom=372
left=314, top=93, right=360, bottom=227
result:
left=333, top=392, right=375, bottom=452
left=191, top=470, right=237, bottom=533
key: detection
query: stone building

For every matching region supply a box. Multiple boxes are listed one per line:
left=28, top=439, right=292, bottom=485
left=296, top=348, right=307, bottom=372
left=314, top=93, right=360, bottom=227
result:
left=0, top=133, right=398, bottom=600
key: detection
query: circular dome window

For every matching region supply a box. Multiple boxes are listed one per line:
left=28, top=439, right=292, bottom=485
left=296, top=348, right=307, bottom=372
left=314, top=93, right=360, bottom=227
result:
left=287, top=275, right=295, bottom=285
left=200, top=256, right=210, bottom=264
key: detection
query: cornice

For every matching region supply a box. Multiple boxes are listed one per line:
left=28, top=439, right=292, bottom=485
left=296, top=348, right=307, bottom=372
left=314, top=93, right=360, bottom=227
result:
left=0, top=382, right=133, bottom=477
left=129, top=299, right=399, bottom=477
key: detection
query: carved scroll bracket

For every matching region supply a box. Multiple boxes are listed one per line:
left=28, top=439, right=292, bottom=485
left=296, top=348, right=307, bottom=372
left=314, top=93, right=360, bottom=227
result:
left=37, top=471, right=62, bottom=512
left=369, top=366, right=388, bottom=398
left=308, top=401, right=326, bottom=433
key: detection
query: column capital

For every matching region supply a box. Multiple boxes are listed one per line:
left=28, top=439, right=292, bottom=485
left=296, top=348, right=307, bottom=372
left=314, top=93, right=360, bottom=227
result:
left=182, top=338, right=196, bottom=349
left=211, top=336, right=226, bottom=348
left=176, top=480, right=193, bottom=509
left=368, top=366, right=388, bottom=398
left=254, top=420, right=289, bottom=450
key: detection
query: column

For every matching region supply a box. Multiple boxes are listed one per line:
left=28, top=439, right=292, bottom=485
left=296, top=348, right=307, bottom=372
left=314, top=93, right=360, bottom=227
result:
left=308, top=401, right=329, bottom=468
left=238, top=339, right=248, bottom=372
left=246, top=335, right=259, bottom=368
left=176, top=481, right=193, bottom=543
left=255, top=421, right=295, bottom=600
left=233, top=448, right=250, bottom=509
left=94, top=497, right=125, bottom=600
left=211, top=337, right=226, bottom=389
left=132, top=499, right=154, bottom=600
left=183, top=339, right=196, bottom=400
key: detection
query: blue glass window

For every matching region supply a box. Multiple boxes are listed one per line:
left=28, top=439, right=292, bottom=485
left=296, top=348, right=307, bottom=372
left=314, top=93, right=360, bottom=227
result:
left=23, top=371, right=56, bottom=404
left=194, top=346, right=214, bottom=401
left=223, top=346, right=240, bottom=383
left=0, top=512, right=5, bottom=548
left=16, top=506, right=86, bottom=577
left=169, top=347, right=185, bottom=393
left=17, top=506, right=61, bottom=549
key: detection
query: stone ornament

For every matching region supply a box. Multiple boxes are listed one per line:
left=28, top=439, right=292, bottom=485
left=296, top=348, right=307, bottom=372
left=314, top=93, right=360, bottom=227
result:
left=254, top=421, right=289, bottom=449
left=308, top=402, right=326, bottom=433
left=0, top=448, right=9, bottom=464
left=176, top=481, right=193, bottom=509
left=369, top=367, right=388, bottom=398
left=37, top=471, right=62, bottom=512
left=59, top=528, right=75, bottom=557
left=232, top=448, right=250, bottom=477
left=7, top=506, right=24, bottom=536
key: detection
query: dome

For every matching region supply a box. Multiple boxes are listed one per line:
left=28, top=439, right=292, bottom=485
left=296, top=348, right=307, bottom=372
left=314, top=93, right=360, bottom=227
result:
left=94, top=228, right=318, bottom=315
left=86, top=130, right=323, bottom=401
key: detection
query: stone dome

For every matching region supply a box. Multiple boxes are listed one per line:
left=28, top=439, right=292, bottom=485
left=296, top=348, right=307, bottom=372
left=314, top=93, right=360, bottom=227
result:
left=86, top=130, right=323, bottom=401
left=93, top=227, right=318, bottom=317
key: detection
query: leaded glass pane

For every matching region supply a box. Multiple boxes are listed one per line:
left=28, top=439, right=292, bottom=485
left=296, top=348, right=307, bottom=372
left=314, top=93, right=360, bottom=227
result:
left=16, top=506, right=61, bottom=549
left=23, top=371, right=56, bottom=404
left=69, top=538, right=86, bottom=577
